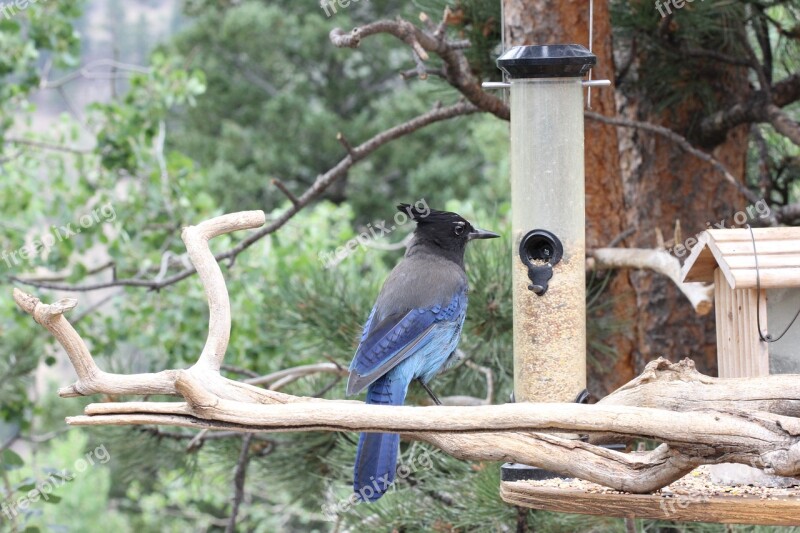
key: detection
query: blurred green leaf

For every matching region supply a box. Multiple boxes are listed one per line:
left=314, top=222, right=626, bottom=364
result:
left=2, top=449, right=24, bottom=471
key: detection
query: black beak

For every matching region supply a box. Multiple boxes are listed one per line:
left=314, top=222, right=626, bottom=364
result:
left=468, top=228, right=500, bottom=241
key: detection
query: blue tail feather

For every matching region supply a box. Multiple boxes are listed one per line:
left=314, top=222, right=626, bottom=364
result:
left=353, top=371, right=409, bottom=502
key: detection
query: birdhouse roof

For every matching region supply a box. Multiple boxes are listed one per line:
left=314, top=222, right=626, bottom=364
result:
left=681, top=228, right=800, bottom=289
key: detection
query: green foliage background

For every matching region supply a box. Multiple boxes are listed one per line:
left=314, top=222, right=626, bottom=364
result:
left=0, top=0, right=797, bottom=532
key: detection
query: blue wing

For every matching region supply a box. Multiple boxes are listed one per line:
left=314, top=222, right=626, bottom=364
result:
left=347, top=289, right=467, bottom=396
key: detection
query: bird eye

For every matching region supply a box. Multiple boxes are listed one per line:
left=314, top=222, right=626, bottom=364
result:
left=454, top=223, right=465, bottom=236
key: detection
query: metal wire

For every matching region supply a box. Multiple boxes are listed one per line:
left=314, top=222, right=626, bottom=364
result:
left=501, top=0, right=505, bottom=55
left=500, top=0, right=508, bottom=105
left=587, top=0, right=594, bottom=109
left=748, top=225, right=800, bottom=343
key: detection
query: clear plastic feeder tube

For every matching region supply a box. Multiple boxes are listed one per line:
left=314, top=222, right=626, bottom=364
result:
left=511, top=77, right=586, bottom=403
left=498, top=45, right=595, bottom=404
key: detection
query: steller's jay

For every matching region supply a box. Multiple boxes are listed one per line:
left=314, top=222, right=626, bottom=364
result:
left=347, top=203, right=499, bottom=502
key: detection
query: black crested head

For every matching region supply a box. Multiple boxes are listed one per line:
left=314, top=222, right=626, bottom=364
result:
left=397, top=203, right=499, bottom=262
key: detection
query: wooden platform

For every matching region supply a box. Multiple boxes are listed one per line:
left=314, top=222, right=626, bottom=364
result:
left=500, top=468, right=800, bottom=525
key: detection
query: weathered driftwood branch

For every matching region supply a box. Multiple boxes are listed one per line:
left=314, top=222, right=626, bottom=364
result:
left=12, top=210, right=800, bottom=494
left=244, top=362, right=348, bottom=388
left=589, top=247, right=714, bottom=315
left=55, top=409, right=697, bottom=492
left=599, top=357, right=800, bottom=417
left=184, top=211, right=266, bottom=373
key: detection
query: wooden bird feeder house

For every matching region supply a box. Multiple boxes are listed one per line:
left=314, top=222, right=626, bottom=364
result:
left=681, top=227, right=800, bottom=379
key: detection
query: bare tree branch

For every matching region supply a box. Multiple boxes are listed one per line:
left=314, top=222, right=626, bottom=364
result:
left=766, top=104, right=800, bottom=147
left=40, top=58, right=151, bottom=89
left=330, top=18, right=509, bottom=120
left=588, top=248, right=713, bottom=315
left=697, top=71, right=800, bottom=146
left=225, top=433, right=253, bottom=533
left=244, top=362, right=347, bottom=388
left=8, top=261, right=115, bottom=284
left=3, top=137, right=93, bottom=155
left=584, top=112, right=769, bottom=214
left=335, top=132, right=354, bottom=156
left=11, top=101, right=478, bottom=293
left=436, top=359, right=495, bottom=406
left=401, top=67, right=446, bottom=80
left=221, top=364, right=259, bottom=379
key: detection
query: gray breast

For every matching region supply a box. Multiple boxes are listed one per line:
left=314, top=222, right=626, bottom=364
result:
left=373, top=253, right=467, bottom=321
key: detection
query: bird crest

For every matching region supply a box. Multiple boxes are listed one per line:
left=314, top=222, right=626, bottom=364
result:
left=396, top=203, right=467, bottom=226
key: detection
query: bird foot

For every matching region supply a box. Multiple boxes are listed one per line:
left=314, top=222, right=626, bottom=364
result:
left=417, top=379, right=442, bottom=406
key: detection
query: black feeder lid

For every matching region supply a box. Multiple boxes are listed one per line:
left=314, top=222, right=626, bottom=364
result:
left=497, top=44, right=596, bottom=79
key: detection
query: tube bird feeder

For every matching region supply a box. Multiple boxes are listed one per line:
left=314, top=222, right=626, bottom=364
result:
left=497, top=45, right=596, bottom=405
